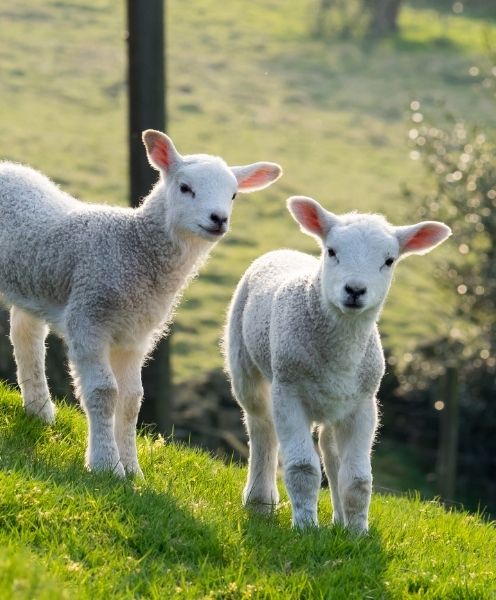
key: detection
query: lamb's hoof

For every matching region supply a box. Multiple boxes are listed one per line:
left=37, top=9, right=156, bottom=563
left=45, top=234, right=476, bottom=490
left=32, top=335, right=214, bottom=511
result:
left=124, top=463, right=144, bottom=479
left=112, top=461, right=126, bottom=478
left=292, top=511, right=318, bottom=529
left=25, top=399, right=56, bottom=424
left=347, top=523, right=369, bottom=536
left=245, top=501, right=278, bottom=515
left=243, top=492, right=279, bottom=515
left=87, top=458, right=126, bottom=478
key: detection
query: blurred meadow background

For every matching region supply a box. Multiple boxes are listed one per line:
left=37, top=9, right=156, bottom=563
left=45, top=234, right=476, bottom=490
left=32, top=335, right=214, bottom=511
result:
left=1, top=0, right=495, bottom=514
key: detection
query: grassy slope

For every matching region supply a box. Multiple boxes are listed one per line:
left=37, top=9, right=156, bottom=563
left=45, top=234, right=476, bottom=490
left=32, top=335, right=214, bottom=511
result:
left=1, top=1, right=495, bottom=382
left=1, top=386, right=495, bottom=599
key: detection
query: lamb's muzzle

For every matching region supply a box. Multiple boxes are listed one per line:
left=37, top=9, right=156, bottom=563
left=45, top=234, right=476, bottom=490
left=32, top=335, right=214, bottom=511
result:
left=343, top=283, right=367, bottom=310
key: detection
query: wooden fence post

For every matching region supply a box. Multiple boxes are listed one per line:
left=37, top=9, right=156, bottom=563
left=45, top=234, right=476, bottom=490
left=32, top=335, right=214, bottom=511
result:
left=127, top=0, right=171, bottom=435
left=436, top=365, right=460, bottom=501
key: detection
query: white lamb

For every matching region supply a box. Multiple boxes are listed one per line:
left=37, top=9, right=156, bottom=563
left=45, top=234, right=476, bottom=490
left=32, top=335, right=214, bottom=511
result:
left=225, top=196, right=451, bottom=532
left=0, top=130, right=282, bottom=477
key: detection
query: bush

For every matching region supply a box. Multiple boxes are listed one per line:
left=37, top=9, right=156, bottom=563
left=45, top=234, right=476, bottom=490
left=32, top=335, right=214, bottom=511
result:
left=405, top=100, right=495, bottom=375
left=392, top=62, right=496, bottom=513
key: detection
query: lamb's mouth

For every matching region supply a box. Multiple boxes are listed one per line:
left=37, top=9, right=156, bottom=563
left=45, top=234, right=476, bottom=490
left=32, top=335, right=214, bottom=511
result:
left=343, top=301, right=363, bottom=309
left=341, top=301, right=366, bottom=314
left=198, top=225, right=226, bottom=239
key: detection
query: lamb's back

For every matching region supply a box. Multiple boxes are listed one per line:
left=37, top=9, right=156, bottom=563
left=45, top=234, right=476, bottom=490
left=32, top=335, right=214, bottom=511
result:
left=240, top=249, right=319, bottom=378
left=245, top=249, right=318, bottom=291
left=0, top=163, right=137, bottom=317
left=0, top=162, right=82, bottom=221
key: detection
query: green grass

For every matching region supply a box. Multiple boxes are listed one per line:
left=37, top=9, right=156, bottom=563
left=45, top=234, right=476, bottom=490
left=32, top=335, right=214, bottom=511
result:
left=1, top=1, right=496, bottom=382
left=1, top=385, right=495, bottom=599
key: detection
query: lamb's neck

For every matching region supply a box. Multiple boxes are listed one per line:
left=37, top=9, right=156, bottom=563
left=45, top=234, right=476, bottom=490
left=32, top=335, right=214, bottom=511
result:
left=132, top=188, right=212, bottom=293
left=307, top=273, right=379, bottom=366
left=135, top=183, right=172, bottom=242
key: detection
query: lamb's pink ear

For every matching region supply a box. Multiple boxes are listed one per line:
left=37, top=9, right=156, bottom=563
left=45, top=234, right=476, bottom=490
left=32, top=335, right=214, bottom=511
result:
left=231, top=162, right=282, bottom=193
left=395, top=221, right=452, bottom=256
left=142, top=130, right=181, bottom=173
left=287, top=196, right=337, bottom=240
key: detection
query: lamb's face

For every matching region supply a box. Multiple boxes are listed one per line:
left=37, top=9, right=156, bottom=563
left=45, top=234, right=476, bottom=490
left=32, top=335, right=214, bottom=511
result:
left=287, top=196, right=452, bottom=317
left=167, top=158, right=238, bottom=242
left=142, top=129, right=282, bottom=243
left=320, top=220, right=399, bottom=315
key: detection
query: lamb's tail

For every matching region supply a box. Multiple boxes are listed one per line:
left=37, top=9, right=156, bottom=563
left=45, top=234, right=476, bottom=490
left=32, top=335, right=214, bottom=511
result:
left=221, top=274, right=250, bottom=378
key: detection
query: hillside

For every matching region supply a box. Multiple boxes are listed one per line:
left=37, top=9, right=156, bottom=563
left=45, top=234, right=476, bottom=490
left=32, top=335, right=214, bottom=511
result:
left=1, top=1, right=496, bottom=381
left=1, top=387, right=494, bottom=599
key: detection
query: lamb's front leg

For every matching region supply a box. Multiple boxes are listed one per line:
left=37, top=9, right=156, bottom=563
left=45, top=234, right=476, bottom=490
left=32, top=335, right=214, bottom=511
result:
left=111, top=348, right=145, bottom=477
left=334, top=398, right=378, bottom=534
left=272, top=381, right=321, bottom=528
left=69, top=341, right=124, bottom=477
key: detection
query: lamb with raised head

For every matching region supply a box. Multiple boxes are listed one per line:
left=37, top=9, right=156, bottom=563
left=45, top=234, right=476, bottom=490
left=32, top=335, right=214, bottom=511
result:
left=224, top=196, right=451, bottom=532
left=0, top=130, right=282, bottom=477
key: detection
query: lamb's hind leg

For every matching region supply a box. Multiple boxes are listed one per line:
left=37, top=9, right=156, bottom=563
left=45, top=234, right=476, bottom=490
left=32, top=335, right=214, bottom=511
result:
left=111, top=348, right=145, bottom=478
left=242, top=389, right=279, bottom=512
left=10, top=306, right=55, bottom=423
left=230, top=358, right=279, bottom=511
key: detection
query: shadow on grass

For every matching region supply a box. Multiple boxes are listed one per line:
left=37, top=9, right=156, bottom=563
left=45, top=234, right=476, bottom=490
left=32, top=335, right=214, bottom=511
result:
left=241, top=509, right=390, bottom=598
left=0, top=402, right=225, bottom=595
left=1, top=399, right=391, bottom=597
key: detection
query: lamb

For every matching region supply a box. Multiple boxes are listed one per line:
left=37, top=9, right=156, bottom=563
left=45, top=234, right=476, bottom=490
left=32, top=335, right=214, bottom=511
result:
left=224, top=196, right=451, bottom=532
left=0, top=130, right=282, bottom=477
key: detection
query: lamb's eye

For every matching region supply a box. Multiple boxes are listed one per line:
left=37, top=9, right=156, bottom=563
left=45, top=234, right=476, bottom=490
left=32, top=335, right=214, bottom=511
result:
left=328, top=248, right=336, bottom=258
left=384, top=257, right=394, bottom=267
left=232, top=193, right=237, bottom=200
left=180, top=183, right=195, bottom=197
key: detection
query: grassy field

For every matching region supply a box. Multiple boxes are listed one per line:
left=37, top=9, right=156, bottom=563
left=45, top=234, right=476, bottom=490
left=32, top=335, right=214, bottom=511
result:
left=1, top=385, right=495, bottom=599
left=1, top=1, right=495, bottom=382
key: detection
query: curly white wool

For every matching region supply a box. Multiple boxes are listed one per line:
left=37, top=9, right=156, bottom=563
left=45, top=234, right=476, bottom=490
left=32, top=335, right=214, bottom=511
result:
left=0, top=130, right=282, bottom=477
left=224, top=195, right=450, bottom=532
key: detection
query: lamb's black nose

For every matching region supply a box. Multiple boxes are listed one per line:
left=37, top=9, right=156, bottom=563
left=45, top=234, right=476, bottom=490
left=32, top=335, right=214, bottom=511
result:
left=345, top=284, right=367, bottom=298
left=210, top=213, right=228, bottom=227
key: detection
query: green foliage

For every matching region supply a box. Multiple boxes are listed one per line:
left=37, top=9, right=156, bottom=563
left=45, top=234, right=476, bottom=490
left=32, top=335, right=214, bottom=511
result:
left=394, top=59, right=496, bottom=514
left=402, top=63, right=496, bottom=380
left=0, top=385, right=495, bottom=599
